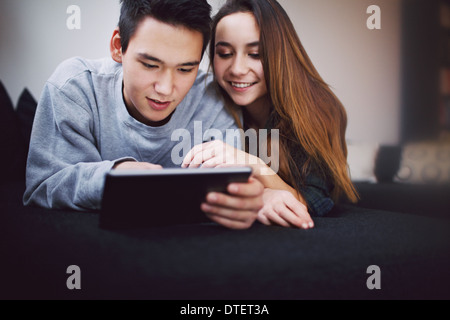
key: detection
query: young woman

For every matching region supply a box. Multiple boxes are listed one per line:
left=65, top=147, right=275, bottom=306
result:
left=183, top=0, right=358, bottom=229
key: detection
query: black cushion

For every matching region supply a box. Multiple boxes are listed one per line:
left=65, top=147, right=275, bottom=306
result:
left=0, top=81, right=26, bottom=182
left=374, top=145, right=402, bottom=182
left=16, top=88, right=37, bottom=155
left=0, top=80, right=14, bottom=111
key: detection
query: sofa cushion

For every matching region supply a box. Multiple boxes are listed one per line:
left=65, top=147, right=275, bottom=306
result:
left=16, top=88, right=37, bottom=155
left=347, top=141, right=380, bottom=183
left=0, top=81, right=26, bottom=182
left=0, top=80, right=13, bottom=111
left=374, top=145, right=402, bottom=183
left=394, top=142, right=450, bottom=184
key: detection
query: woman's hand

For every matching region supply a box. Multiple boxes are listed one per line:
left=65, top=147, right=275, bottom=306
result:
left=182, top=140, right=268, bottom=175
left=201, top=177, right=264, bottom=230
left=258, top=189, right=314, bottom=230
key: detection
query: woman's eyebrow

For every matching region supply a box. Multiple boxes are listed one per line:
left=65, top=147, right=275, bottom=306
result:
left=246, top=41, right=260, bottom=48
left=215, top=41, right=260, bottom=48
left=215, top=41, right=232, bottom=48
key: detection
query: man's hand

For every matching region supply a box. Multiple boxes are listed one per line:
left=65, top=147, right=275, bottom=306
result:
left=257, top=189, right=314, bottom=229
left=201, top=177, right=264, bottom=230
left=113, top=161, right=163, bottom=170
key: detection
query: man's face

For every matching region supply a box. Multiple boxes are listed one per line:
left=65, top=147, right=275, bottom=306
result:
left=116, top=17, right=203, bottom=126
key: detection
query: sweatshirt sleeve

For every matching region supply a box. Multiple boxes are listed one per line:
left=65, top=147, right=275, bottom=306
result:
left=23, top=81, right=132, bottom=211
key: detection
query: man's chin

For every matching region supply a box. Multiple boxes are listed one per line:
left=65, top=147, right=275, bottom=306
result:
left=142, top=111, right=175, bottom=127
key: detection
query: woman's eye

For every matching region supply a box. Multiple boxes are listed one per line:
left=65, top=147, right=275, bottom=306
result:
left=217, top=52, right=232, bottom=59
left=249, top=53, right=260, bottom=59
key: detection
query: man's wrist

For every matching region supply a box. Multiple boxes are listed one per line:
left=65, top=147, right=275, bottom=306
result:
left=112, top=158, right=138, bottom=170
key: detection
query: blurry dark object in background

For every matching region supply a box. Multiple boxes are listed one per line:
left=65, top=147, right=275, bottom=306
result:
left=401, top=0, right=441, bottom=142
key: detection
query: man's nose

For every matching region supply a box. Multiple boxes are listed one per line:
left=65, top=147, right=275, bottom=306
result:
left=154, top=70, right=174, bottom=97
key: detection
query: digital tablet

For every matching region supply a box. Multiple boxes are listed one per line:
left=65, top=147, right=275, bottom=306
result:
left=99, top=167, right=253, bottom=229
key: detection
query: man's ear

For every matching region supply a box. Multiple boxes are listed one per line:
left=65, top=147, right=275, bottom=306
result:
left=110, top=28, right=123, bottom=63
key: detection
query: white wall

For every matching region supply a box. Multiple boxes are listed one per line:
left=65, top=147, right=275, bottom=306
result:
left=0, top=0, right=120, bottom=106
left=0, top=0, right=401, bottom=144
left=278, top=0, right=402, bottom=145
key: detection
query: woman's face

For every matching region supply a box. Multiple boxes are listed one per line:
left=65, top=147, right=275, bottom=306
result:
left=213, top=12, right=268, bottom=108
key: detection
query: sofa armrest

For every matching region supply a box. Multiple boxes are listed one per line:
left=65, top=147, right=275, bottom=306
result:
left=353, top=182, right=450, bottom=218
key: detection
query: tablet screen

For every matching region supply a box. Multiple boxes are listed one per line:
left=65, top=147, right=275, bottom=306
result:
left=100, top=167, right=252, bottom=229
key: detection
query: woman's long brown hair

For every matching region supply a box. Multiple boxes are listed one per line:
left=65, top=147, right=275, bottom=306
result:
left=210, top=0, right=358, bottom=203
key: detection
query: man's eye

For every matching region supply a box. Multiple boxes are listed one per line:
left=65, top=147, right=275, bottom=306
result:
left=179, top=68, right=194, bottom=74
left=142, top=62, right=157, bottom=69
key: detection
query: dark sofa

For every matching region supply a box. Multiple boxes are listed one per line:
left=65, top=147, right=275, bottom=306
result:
left=1, top=181, right=450, bottom=301
left=1, top=82, right=450, bottom=301
left=353, top=145, right=450, bottom=219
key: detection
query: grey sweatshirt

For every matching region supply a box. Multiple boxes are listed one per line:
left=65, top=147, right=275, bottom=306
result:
left=24, top=57, right=240, bottom=211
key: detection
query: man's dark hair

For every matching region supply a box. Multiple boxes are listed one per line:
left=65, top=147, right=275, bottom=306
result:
left=119, top=0, right=212, bottom=56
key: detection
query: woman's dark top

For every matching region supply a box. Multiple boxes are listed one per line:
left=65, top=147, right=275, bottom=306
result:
left=263, top=112, right=335, bottom=217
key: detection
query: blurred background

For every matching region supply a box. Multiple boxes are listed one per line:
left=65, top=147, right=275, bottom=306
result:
left=0, top=0, right=447, bottom=145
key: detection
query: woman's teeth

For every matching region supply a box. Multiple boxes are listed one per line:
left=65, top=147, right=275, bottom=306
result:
left=231, top=82, right=254, bottom=88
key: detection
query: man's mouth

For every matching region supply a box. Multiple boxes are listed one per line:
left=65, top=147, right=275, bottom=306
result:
left=147, top=98, right=171, bottom=110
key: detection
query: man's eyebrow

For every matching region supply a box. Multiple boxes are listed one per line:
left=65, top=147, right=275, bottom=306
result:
left=138, top=53, right=200, bottom=67
left=215, top=41, right=260, bottom=48
left=138, top=53, right=163, bottom=63
left=179, top=61, right=201, bottom=67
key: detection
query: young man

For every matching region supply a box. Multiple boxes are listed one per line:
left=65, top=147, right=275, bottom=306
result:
left=23, top=0, right=263, bottom=230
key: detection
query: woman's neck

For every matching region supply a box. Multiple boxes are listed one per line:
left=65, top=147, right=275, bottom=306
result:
left=243, top=96, right=272, bottom=129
